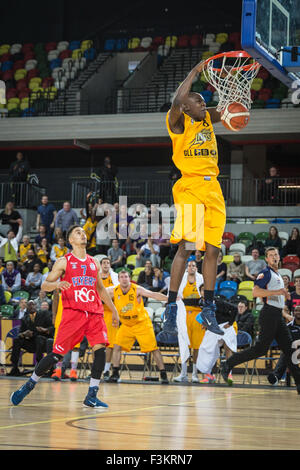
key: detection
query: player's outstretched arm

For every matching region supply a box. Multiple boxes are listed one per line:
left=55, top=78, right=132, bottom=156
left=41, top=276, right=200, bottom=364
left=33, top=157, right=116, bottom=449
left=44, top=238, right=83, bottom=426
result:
left=168, top=60, right=206, bottom=132
left=95, top=261, right=119, bottom=327
left=41, top=257, right=70, bottom=292
left=136, top=286, right=168, bottom=302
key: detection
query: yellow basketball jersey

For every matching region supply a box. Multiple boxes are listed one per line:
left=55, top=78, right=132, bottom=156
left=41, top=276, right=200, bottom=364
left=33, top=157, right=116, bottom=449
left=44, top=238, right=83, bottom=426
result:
left=102, top=275, right=115, bottom=313
left=182, top=279, right=200, bottom=300
left=113, top=283, right=148, bottom=326
left=166, top=110, right=219, bottom=177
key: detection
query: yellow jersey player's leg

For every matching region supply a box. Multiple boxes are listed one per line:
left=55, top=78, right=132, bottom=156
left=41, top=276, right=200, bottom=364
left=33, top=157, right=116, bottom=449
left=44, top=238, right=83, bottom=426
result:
left=105, top=270, right=169, bottom=384
left=160, top=59, right=226, bottom=340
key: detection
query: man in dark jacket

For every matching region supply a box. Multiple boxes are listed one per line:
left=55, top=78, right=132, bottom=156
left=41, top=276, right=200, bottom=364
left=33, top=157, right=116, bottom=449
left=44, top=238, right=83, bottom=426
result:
left=9, top=152, right=30, bottom=183
left=97, top=156, right=118, bottom=203
left=235, top=300, right=255, bottom=337
left=7, top=300, right=54, bottom=376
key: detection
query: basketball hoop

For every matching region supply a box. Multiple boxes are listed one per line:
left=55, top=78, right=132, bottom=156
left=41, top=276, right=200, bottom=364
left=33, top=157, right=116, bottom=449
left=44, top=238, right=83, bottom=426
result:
left=202, top=51, right=261, bottom=111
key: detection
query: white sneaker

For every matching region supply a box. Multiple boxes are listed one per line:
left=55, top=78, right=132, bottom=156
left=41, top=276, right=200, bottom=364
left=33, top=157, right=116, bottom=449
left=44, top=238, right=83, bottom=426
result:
left=191, top=374, right=199, bottom=383
left=173, top=374, right=189, bottom=383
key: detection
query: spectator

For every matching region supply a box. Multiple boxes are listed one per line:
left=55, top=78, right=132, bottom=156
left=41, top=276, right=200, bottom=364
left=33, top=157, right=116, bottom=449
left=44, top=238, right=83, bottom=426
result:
left=107, top=239, right=125, bottom=268
left=2, top=261, right=21, bottom=293
left=227, top=253, right=246, bottom=284
left=40, top=300, right=52, bottom=313
left=133, top=221, right=149, bottom=255
left=7, top=300, right=54, bottom=377
left=195, top=250, right=203, bottom=274
left=0, top=201, right=22, bottom=235
left=35, top=238, right=50, bottom=266
left=83, top=210, right=98, bottom=256
left=136, top=237, right=160, bottom=268
left=152, top=224, right=171, bottom=263
left=25, top=263, right=43, bottom=297
left=52, top=227, right=64, bottom=245
left=21, top=248, right=43, bottom=276
left=97, top=156, right=118, bottom=203
left=282, top=274, right=295, bottom=293
left=8, top=152, right=30, bottom=183
left=50, top=237, right=68, bottom=262
left=96, top=204, right=113, bottom=255
left=245, top=248, right=266, bottom=280
left=13, top=298, right=28, bottom=320
left=115, top=204, right=134, bottom=240
left=151, top=267, right=169, bottom=293
left=41, top=260, right=53, bottom=283
left=35, top=224, right=51, bottom=245
left=34, top=289, right=51, bottom=309
left=19, top=234, right=34, bottom=264
left=265, top=226, right=282, bottom=251
left=235, top=300, right=255, bottom=337
left=55, top=201, right=79, bottom=237
left=0, top=220, right=22, bottom=264
left=281, top=227, right=300, bottom=258
left=216, top=252, right=227, bottom=282
left=36, top=195, right=57, bottom=237
left=286, top=275, right=300, bottom=313
left=137, top=260, right=154, bottom=289
left=260, top=165, right=280, bottom=204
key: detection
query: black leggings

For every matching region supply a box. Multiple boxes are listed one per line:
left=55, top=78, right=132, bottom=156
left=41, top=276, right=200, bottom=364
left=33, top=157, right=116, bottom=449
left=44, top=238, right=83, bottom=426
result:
left=227, top=304, right=300, bottom=386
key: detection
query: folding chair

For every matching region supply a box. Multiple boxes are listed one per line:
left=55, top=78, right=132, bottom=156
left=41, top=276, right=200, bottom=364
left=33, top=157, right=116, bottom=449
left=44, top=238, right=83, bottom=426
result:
left=120, top=349, right=151, bottom=380
left=0, top=325, right=20, bottom=374
left=77, top=346, right=93, bottom=379
left=155, top=336, right=180, bottom=381
left=249, top=339, right=280, bottom=384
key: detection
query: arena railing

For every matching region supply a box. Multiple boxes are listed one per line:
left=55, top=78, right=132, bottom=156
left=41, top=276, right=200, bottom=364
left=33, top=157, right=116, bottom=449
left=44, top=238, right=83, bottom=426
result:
left=0, top=182, right=46, bottom=208
left=71, top=177, right=300, bottom=208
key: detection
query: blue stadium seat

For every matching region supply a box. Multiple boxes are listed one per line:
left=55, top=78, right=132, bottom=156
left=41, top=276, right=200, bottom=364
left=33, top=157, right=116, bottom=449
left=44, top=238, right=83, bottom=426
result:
left=271, top=218, right=286, bottom=223
left=104, top=39, right=116, bottom=51
left=218, top=280, right=238, bottom=299
left=83, top=48, right=96, bottom=60
left=289, top=219, right=300, bottom=224
left=115, top=38, right=128, bottom=50
left=69, top=40, right=81, bottom=51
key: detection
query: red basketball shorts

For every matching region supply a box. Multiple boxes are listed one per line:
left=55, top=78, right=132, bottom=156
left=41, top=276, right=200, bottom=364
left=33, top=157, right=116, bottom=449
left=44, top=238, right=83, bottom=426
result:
left=53, top=308, right=109, bottom=355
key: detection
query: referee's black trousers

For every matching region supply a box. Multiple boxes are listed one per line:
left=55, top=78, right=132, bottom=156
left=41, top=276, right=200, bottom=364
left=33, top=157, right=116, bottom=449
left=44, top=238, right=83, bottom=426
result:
left=226, top=304, right=300, bottom=386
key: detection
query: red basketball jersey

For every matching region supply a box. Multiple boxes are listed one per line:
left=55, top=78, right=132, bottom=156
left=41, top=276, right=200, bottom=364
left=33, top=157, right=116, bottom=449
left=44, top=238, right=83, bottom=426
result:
left=61, top=252, right=104, bottom=315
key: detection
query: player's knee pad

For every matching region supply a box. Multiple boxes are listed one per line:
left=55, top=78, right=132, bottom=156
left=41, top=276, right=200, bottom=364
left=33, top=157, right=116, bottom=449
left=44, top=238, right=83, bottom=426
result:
left=35, top=352, right=63, bottom=376
left=91, top=347, right=106, bottom=380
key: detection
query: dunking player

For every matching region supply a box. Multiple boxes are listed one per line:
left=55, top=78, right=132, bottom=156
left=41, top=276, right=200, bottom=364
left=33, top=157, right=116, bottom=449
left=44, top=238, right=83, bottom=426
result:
left=160, top=60, right=225, bottom=340
left=10, top=225, right=119, bottom=408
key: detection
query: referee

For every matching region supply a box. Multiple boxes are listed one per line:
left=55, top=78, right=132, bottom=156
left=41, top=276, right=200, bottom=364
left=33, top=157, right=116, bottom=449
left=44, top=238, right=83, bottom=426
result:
left=221, top=247, right=300, bottom=394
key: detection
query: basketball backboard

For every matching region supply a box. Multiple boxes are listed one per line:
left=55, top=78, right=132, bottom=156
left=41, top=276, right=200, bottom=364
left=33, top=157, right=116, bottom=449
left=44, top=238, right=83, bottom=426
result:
left=241, top=0, right=300, bottom=88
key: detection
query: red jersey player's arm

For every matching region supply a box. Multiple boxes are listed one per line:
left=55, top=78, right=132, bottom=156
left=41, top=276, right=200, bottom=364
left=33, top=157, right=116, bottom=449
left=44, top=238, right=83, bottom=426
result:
left=41, top=257, right=70, bottom=292
left=136, top=286, right=168, bottom=302
left=94, top=259, right=119, bottom=327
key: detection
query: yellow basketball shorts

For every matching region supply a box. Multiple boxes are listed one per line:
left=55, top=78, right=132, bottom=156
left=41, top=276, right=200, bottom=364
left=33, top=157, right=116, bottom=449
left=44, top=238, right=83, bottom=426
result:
left=185, top=307, right=206, bottom=349
left=115, top=317, right=158, bottom=353
left=104, top=309, right=119, bottom=349
left=170, top=175, right=226, bottom=250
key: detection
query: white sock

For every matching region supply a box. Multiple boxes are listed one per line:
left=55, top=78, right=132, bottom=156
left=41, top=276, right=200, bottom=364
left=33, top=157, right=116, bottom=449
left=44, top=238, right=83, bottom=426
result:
left=89, top=378, right=100, bottom=388
left=192, top=364, right=198, bottom=375
left=31, top=372, right=41, bottom=383
left=71, top=351, right=79, bottom=370
left=181, top=362, right=188, bottom=376
left=104, top=362, right=111, bottom=373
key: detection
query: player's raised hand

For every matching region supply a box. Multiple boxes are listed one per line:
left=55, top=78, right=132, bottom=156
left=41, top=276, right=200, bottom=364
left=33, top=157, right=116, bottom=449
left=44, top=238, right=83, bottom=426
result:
left=57, top=281, right=71, bottom=291
left=194, top=60, right=207, bottom=74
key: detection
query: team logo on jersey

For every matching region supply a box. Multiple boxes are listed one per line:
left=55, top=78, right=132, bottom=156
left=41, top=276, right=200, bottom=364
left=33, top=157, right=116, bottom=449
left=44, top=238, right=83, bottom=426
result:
left=74, top=288, right=96, bottom=302
left=71, top=262, right=77, bottom=269
left=90, top=263, right=96, bottom=271
left=257, top=273, right=264, bottom=280
left=189, top=129, right=212, bottom=148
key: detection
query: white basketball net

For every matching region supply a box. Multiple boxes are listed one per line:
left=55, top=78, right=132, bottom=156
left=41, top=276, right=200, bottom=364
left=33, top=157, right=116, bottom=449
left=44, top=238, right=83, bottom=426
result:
left=202, top=53, right=261, bottom=111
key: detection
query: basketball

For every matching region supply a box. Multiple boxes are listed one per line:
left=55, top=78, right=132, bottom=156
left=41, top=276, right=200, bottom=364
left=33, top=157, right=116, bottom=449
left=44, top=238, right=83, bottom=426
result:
left=220, top=102, right=250, bottom=131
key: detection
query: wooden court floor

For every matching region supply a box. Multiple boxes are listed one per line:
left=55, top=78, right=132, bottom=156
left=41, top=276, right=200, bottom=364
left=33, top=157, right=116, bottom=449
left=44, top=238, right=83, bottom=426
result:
left=0, top=376, right=300, bottom=450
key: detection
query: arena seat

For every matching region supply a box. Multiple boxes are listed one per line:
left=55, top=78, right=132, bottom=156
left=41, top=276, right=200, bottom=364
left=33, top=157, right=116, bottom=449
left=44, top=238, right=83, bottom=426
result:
left=218, top=280, right=238, bottom=299
left=278, top=268, right=293, bottom=279
left=238, top=281, right=254, bottom=301
left=271, top=218, right=286, bottom=223
left=126, top=254, right=137, bottom=267
left=237, top=231, right=255, bottom=242
left=241, top=255, right=253, bottom=263
left=222, top=255, right=234, bottom=266
left=282, top=256, right=300, bottom=273
left=289, top=219, right=300, bottom=224
left=229, top=243, right=246, bottom=255
left=253, top=218, right=269, bottom=224
left=255, top=232, right=269, bottom=242
left=293, top=269, right=300, bottom=280
left=279, top=231, right=289, bottom=246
